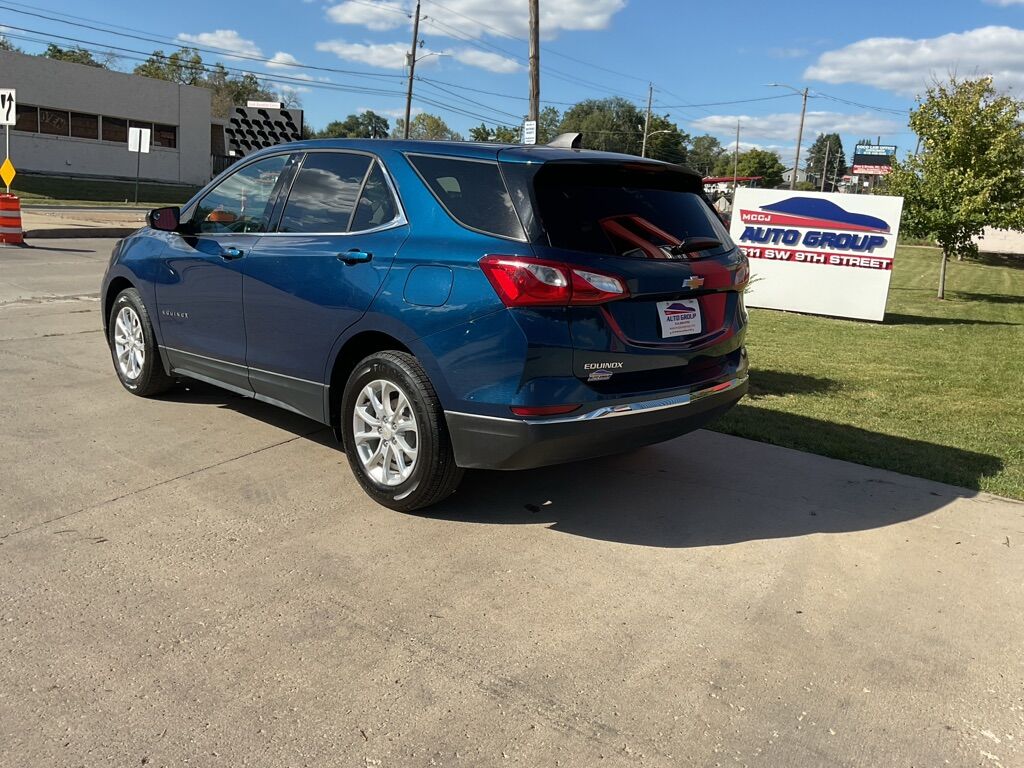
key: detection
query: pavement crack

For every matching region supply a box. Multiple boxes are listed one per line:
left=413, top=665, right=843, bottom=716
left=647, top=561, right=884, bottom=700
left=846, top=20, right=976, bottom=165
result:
left=0, top=428, right=329, bottom=542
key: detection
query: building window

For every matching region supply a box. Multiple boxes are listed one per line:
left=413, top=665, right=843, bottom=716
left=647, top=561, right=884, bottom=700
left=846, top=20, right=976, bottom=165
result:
left=40, top=108, right=70, bottom=136
left=154, top=124, right=177, bottom=149
left=70, top=112, right=99, bottom=140
left=103, top=116, right=127, bottom=143
left=14, top=104, right=38, bottom=133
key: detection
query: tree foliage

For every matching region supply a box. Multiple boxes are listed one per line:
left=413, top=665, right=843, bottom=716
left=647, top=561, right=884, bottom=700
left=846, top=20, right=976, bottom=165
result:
left=133, top=48, right=205, bottom=86
left=318, top=111, right=390, bottom=138
left=0, top=35, right=21, bottom=53
left=558, top=97, right=643, bottom=155
left=688, top=135, right=727, bottom=176
left=804, top=132, right=847, bottom=190
left=645, top=113, right=689, bottom=165
left=132, top=48, right=284, bottom=118
left=887, top=76, right=1024, bottom=297
left=392, top=113, right=463, bottom=141
left=713, top=148, right=786, bottom=187
left=42, top=44, right=114, bottom=69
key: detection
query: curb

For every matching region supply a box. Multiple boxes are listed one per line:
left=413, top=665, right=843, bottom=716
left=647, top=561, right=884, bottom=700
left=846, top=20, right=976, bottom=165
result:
left=24, top=227, right=138, bottom=239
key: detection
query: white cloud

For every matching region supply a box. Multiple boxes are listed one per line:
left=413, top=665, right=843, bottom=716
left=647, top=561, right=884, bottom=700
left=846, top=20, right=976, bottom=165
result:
left=690, top=110, right=903, bottom=142
left=450, top=49, right=522, bottom=73
left=326, top=0, right=625, bottom=40
left=316, top=40, right=424, bottom=69
left=986, top=0, right=1024, bottom=5
left=316, top=38, right=520, bottom=73
left=267, top=51, right=300, bottom=69
left=326, top=1, right=408, bottom=30
left=176, top=29, right=262, bottom=59
left=357, top=105, right=423, bottom=119
left=805, top=26, right=1024, bottom=96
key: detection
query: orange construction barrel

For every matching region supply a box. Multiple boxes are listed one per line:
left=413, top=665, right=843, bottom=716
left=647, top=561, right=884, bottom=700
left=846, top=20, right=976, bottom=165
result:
left=0, top=193, right=24, bottom=245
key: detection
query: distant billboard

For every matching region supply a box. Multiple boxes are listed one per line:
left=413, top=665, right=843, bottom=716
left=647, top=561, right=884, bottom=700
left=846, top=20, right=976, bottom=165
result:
left=852, top=143, right=897, bottom=175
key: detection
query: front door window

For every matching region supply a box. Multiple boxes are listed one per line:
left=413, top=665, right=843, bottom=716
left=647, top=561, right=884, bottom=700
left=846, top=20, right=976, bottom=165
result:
left=194, top=155, right=289, bottom=234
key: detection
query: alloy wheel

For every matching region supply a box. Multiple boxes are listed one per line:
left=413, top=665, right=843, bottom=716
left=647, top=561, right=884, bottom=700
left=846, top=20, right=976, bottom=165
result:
left=352, top=379, right=419, bottom=486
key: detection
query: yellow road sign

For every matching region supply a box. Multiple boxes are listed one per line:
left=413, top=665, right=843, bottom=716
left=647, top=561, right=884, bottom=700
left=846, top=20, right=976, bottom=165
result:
left=0, top=157, right=14, bottom=188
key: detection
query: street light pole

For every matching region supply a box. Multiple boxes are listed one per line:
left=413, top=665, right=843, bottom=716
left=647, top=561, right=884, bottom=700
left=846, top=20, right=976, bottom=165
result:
left=791, top=87, right=808, bottom=189
left=402, top=0, right=421, bottom=140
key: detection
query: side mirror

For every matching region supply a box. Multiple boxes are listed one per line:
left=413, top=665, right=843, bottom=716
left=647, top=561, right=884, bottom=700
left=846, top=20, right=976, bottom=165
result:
left=147, top=206, right=181, bottom=232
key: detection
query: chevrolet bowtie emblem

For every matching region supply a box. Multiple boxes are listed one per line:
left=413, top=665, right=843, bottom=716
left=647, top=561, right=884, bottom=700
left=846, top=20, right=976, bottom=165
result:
left=683, top=276, right=705, bottom=290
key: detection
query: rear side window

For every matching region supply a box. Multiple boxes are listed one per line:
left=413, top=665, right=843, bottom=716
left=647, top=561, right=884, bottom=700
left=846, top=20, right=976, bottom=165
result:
left=407, top=154, right=525, bottom=240
left=351, top=162, right=399, bottom=231
left=279, top=152, right=372, bottom=233
left=533, top=164, right=732, bottom=257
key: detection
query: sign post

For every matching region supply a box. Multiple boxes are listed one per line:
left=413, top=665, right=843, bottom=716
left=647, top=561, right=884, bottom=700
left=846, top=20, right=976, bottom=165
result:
left=128, top=126, right=151, bottom=204
left=0, top=89, right=16, bottom=194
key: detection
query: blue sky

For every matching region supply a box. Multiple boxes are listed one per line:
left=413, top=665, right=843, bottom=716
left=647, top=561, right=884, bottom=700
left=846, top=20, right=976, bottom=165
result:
left=5, top=0, right=1024, bottom=164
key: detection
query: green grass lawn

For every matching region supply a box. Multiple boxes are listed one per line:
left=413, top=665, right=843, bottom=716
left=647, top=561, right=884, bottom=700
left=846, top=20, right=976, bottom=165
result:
left=713, top=246, right=1024, bottom=499
left=12, top=174, right=200, bottom=207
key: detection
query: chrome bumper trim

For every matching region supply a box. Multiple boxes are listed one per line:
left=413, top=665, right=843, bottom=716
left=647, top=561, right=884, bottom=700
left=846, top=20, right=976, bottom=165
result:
left=445, top=375, right=748, bottom=426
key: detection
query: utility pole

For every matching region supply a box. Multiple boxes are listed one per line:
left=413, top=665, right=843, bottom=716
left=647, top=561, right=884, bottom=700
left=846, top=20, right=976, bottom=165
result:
left=819, top=139, right=830, bottom=193
left=790, top=86, right=808, bottom=189
left=402, top=0, right=421, bottom=140
left=732, top=120, right=740, bottom=191
left=641, top=82, right=653, bottom=158
left=528, top=0, right=539, bottom=123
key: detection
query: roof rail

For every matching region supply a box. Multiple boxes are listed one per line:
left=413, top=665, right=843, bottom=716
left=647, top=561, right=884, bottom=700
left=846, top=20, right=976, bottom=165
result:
left=547, top=132, right=582, bottom=149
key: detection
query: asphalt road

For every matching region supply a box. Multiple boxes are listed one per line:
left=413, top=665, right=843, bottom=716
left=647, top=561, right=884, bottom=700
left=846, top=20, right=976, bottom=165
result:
left=1, top=239, right=1022, bottom=767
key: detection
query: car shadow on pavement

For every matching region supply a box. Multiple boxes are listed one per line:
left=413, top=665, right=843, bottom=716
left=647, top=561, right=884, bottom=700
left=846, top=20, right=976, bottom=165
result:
left=423, top=412, right=1003, bottom=548
left=159, top=381, right=337, bottom=448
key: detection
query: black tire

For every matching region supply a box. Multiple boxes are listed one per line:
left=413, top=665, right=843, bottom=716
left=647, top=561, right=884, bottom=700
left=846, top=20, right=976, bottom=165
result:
left=341, top=351, right=463, bottom=512
left=107, top=287, right=175, bottom=397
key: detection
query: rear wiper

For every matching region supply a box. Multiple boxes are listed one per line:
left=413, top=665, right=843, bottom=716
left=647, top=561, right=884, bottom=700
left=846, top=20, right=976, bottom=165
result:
left=668, top=237, right=722, bottom=256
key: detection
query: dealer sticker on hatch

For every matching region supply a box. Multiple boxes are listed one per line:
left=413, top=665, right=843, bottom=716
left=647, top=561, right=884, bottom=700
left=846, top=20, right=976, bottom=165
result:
left=657, top=299, right=702, bottom=337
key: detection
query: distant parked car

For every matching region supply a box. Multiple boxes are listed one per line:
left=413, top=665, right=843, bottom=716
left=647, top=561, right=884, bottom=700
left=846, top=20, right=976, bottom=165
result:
left=101, top=137, right=749, bottom=510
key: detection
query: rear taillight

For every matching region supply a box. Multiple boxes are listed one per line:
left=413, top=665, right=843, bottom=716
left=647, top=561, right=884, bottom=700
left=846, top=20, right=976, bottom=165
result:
left=479, top=255, right=628, bottom=307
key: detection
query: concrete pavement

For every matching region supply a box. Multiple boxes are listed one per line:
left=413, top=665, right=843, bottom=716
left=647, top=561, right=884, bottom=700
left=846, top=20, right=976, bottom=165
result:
left=1, top=239, right=1022, bottom=767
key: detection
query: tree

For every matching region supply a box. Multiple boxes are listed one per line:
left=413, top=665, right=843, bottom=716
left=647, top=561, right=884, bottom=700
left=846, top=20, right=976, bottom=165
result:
left=644, top=113, right=689, bottom=165
left=42, top=44, right=113, bottom=69
left=133, top=48, right=205, bottom=86
left=469, top=124, right=493, bottom=142
left=319, top=111, right=390, bottom=138
left=688, top=135, right=727, bottom=176
left=714, top=148, right=786, bottom=188
left=392, top=113, right=462, bottom=141
left=887, top=76, right=1024, bottom=298
left=205, top=63, right=279, bottom=119
left=493, top=125, right=519, bottom=143
left=536, top=106, right=561, bottom=145
left=804, top=133, right=847, bottom=190
left=559, top=97, right=644, bottom=154
left=0, top=35, right=21, bottom=53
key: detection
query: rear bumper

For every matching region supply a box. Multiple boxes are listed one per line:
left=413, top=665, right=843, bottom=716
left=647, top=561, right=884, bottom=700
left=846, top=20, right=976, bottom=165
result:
left=445, top=376, right=747, bottom=470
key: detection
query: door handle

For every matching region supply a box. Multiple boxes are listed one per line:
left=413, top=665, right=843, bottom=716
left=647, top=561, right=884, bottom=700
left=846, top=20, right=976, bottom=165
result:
left=220, top=246, right=245, bottom=260
left=338, top=249, right=373, bottom=265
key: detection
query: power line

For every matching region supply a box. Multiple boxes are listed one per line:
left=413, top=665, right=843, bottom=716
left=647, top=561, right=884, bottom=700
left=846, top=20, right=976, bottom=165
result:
left=0, top=2, right=405, bottom=80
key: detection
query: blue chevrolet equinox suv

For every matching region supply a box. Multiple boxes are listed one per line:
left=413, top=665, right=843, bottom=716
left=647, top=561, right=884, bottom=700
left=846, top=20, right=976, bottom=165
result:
left=102, top=137, right=749, bottom=510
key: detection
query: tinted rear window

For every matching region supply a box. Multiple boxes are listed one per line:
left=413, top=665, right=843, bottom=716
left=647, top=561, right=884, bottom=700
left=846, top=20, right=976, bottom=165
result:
left=407, top=154, right=525, bottom=240
left=533, top=164, right=732, bottom=257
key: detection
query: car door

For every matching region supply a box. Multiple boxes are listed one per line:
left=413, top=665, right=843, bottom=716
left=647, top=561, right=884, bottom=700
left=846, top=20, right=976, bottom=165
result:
left=155, top=152, right=292, bottom=393
left=242, top=150, right=409, bottom=419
